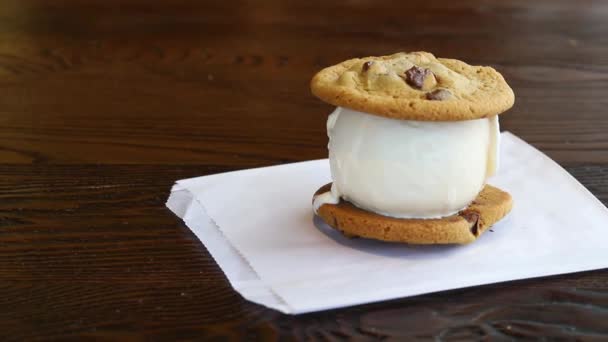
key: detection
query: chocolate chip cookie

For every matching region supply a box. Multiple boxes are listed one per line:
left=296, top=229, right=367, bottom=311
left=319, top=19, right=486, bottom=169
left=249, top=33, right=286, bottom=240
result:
left=311, top=51, right=514, bottom=121
left=314, top=183, right=513, bottom=244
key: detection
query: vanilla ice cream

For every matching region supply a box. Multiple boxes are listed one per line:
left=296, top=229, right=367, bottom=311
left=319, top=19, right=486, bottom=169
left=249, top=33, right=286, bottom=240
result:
left=313, top=107, right=500, bottom=219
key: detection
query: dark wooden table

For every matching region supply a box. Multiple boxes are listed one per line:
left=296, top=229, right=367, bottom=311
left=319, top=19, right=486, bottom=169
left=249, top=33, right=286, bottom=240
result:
left=2, top=0, right=607, bottom=339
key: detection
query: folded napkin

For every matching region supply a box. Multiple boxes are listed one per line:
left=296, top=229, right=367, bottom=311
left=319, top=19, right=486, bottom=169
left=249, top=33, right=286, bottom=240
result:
left=166, top=132, right=608, bottom=314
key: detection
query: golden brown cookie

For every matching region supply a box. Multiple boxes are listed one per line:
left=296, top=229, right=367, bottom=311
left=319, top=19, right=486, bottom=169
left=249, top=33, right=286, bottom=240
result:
left=314, top=183, right=513, bottom=244
left=311, top=52, right=514, bottom=121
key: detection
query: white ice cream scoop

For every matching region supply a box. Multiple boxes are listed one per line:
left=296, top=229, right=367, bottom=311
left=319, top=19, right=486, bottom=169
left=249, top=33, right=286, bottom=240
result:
left=313, top=107, right=500, bottom=219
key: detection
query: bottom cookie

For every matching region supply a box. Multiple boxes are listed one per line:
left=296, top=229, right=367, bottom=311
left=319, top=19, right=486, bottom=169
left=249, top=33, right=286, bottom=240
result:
left=314, top=183, right=513, bottom=244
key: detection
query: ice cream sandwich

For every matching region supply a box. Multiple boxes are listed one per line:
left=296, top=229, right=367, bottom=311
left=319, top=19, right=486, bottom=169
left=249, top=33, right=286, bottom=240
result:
left=311, top=52, right=514, bottom=244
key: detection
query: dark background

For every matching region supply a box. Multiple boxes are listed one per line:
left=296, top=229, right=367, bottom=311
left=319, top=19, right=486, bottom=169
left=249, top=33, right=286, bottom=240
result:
left=1, top=0, right=607, bottom=339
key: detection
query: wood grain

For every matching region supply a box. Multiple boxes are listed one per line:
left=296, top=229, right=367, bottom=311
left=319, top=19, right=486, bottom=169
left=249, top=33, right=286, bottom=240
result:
left=1, top=165, right=607, bottom=340
left=0, top=0, right=607, bottom=165
left=0, top=0, right=607, bottom=339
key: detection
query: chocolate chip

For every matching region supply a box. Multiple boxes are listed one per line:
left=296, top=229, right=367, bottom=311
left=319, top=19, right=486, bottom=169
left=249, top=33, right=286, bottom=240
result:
left=404, top=66, right=433, bottom=89
left=461, top=211, right=478, bottom=223
left=362, top=61, right=373, bottom=72
left=426, top=89, right=452, bottom=101
left=461, top=211, right=480, bottom=236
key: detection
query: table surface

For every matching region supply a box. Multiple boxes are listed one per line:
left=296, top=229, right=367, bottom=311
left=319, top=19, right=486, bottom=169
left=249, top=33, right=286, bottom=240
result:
left=2, top=0, right=608, bottom=339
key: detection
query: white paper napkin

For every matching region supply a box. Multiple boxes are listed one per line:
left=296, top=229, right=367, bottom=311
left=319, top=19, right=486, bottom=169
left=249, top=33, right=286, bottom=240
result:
left=166, top=132, right=608, bottom=314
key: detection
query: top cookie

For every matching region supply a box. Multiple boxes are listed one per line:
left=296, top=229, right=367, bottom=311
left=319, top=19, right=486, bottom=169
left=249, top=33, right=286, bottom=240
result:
left=310, top=52, right=514, bottom=121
